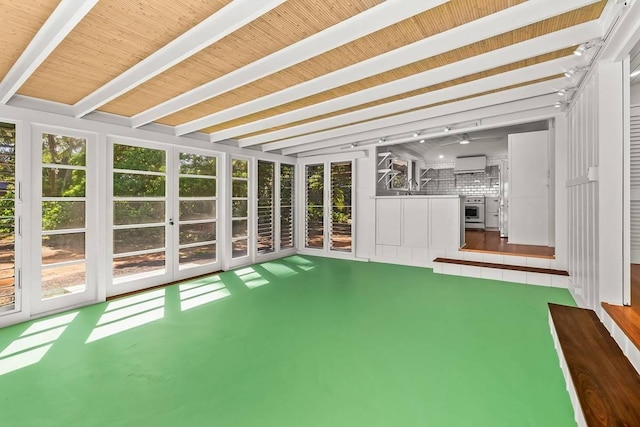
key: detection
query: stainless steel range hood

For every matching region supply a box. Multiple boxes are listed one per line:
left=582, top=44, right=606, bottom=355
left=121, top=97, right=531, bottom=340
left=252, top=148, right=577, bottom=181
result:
left=454, top=156, right=486, bottom=174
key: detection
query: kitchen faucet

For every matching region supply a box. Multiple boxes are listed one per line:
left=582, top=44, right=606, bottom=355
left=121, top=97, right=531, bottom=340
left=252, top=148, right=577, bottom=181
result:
left=406, top=178, right=418, bottom=195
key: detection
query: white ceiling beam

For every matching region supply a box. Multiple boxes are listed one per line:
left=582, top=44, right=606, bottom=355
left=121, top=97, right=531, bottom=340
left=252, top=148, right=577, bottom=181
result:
left=72, top=0, right=286, bottom=117
left=261, top=77, right=566, bottom=153
left=0, top=0, right=98, bottom=104
left=228, top=23, right=598, bottom=147
left=179, top=0, right=599, bottom=137
left=131, top=0, right=450, bottom=129
left=290, top=97, right=558, bottom=156
left=235, top=56, right=576, bottom=148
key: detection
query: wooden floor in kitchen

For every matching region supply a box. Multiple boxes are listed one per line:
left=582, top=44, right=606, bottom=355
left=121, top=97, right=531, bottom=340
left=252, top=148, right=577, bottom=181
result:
left=462, top=229, right=555, bottom=258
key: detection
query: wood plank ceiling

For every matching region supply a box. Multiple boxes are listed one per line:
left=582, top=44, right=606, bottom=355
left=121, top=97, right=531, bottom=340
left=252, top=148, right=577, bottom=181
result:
left=0, top=0, right=611, bottom=155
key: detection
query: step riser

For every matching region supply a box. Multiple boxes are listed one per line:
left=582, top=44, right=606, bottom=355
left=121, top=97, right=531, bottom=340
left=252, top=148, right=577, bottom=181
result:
left=433, top=262, right=569, bottom=288
left=598, top=307, right=640, bottom=375
left=549, top=312, right=588, bottom=427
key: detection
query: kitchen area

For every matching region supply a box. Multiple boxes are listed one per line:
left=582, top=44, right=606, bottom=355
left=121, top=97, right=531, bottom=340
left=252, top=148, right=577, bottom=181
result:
left=374, top=120, right=555, bottom=261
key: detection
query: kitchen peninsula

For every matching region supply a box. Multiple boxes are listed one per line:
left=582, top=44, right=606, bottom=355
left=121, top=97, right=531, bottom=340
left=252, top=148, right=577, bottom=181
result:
left=372, top=195, right=465, bottom=268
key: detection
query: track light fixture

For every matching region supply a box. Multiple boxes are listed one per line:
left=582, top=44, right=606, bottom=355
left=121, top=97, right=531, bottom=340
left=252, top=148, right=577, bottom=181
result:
left=419, top=139, right=426, bottom=144
left=554, top=101, right=569, bottom=108
left=443, top=127, right=451, bottom=132
left=573, top=39, right=604, bottom=57
left=564, top=66, right=589, bottom=78
left=413, top=132, right=420, bottom=137
left=459, top=134, right=470, bottom=144
left=378, top=138, right=386, bottom=144
left=557, top=87, right=577, bottom=96
left=350, top=143, right=357, bottom=148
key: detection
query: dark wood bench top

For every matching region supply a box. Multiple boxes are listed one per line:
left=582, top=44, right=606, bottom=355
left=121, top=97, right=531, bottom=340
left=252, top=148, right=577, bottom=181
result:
left=549, top=303, right=640, bottom=427
left=433, top=257, right=569, bottom=276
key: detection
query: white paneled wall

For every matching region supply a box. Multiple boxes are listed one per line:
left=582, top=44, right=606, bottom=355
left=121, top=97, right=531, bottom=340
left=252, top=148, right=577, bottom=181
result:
left=630, top=105, right=640, bottom=262
left=566, top=71, right=600, bottom=309
left=565, top=62, right=626, bottom=309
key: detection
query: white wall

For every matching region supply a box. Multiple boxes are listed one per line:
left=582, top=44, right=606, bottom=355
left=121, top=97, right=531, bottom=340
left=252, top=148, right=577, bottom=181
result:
left=632, top=82, right=640, bottom=106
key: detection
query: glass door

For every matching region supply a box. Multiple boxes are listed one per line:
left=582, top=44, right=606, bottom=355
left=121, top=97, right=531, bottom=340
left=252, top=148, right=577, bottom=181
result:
left=33, top=128, right=97, bottom=313
left=230, top=157, right=251, bottom=267
left=174, top=151, right=220, bottom=279
left=0, top=122, right=18, bottom=315
left=110, top=142, right=170, bottom=295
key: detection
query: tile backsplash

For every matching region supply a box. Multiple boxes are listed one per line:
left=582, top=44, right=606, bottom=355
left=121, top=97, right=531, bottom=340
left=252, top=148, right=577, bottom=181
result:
left=422, top=165, right=500, bottom=196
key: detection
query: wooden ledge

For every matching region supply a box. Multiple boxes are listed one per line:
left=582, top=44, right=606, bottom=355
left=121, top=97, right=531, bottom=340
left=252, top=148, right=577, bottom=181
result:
left=602, top=302, right=640, bottom=353
left=549, top=303, right=640, bottom=426
left=433, top=257, right=569, bottom=276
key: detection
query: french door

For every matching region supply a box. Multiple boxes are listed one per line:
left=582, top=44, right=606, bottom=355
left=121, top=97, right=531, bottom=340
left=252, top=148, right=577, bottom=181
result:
left=32, top=126, right=98, bottom=314
left=109, top=139, right=220, bottom=296
left=302, top=161, right=354, bottom=255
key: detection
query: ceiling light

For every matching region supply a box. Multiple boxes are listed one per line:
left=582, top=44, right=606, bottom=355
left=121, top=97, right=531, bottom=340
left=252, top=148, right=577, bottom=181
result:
left=554, top=101, right=562, bottom=108
left=443, top=127, right=451, bottom=132
left=378, top=138, right=386, bottom=144
left=573, top=44, right=587, bottom=56
left=413, top=132, right=420, bottom=137
left=564, top=69, right=575, bottom=78
left=557, top=89, right=566, bottom=96
left=557, top=87, right=577, bottom=96
left=350, top=143, right=357, bottom=148
left=459, top=134, right=470, bottom=145
left=439, top=155, right=444, bottom=159
left=631, top=69, right=640, bottom=78
left=419, top=139, right=426, bottom=143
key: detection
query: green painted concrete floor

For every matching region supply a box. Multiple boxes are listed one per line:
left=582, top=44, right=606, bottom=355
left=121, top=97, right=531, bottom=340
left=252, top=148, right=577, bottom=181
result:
left=0, top=256, right=577, bottom=426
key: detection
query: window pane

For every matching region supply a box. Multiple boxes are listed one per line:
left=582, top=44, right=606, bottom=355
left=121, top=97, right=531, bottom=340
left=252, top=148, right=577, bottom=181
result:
left=331, top=207, right=352, bottom=252
left=179, top=223, right=216, bottom=245
left=305, top=207, right=324, bottom=249
left=232, top=200, right=248, bottom=218
left=232, top=220, right=247, bottom=238
left=232, top=180, right=247, bottom=198
left=42, top=201, right=85, bottom=230
left=42, top=133, right=86, bottom=166
left=257, top=161, right=274, bottom=255
left=179, top=244, right=216, bottom=268
left=232, top=239, right=248, bottom=258
left=113, top=253, right=165, bottom=279
left=41, top=264, right=86, bottom=300
left=113, top=144, right=165, bottom=172
left=113, top=227, right=165, bottom=254
left=179, top=177, right=216, bottom=197
left=180, top=154, right=216, bottom=176
left=113, top=173, right=165, bottom=197
left=280, top=164, right=295, bottom=250
left=42, top=233, right=85, bottom=265
left=305, top=165, right=323, bottom=249
left=232, top=159, right=248, bottom=178
left=0, top=123, right=14, bottom=312
left=180, top=200, right=216, bottom=221
left=42, top=168, right=86, bottom=197
left=114, top=201, right=165, bottom=225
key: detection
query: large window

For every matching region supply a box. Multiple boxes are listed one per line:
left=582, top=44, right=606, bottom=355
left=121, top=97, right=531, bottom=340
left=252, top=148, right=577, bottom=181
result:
left=41, top=132, right=87, bottom=299
left=0, top=123, right=16, bottom=312
left=231, top=158, right=250, bottom=259
left=305, top=164, right=324, bottom=249
left=257, top=161, right=274, bottom=254
left=112, top=144, right=167, bottom=281
left=178, top=153, right=217, bottom=270
left=280, top=164, right=295, bottom=249
left=330, top=162, right=352, bottom=252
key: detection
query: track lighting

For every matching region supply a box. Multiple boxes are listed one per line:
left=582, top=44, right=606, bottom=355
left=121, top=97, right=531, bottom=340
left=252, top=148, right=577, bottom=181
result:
left=419, top=139, right=426, bottom=144
left=350, top=143, right=357, bottom=148
left=459, top=134, right=470, bottom=145
left=554, top=101, right=569, bottom=108
left=413, top=132, right=420, bottom=137
left=443, top=127, right=451, bottom=132
left=378, top=138, right=386, bottom=144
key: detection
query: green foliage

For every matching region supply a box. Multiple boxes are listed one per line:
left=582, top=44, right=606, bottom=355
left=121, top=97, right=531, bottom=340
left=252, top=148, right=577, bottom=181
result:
left=0, top=124, right=15, bottom=235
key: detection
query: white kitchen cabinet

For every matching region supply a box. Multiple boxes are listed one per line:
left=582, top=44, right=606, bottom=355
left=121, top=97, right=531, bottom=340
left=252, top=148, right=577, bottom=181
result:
left=376, top=199, right=402, bottom=245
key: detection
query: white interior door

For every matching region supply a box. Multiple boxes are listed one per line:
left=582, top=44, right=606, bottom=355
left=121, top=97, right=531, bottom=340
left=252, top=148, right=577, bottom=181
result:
left=508, top=130, right=550, bottom=246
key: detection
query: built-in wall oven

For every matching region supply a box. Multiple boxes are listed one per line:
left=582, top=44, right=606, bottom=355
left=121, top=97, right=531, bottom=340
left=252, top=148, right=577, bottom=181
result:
left=465, top=196, right=485, bottom=229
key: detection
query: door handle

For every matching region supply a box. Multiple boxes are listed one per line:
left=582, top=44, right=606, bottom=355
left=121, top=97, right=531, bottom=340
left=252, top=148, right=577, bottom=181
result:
left=169, top=218, right=174, bottom=226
